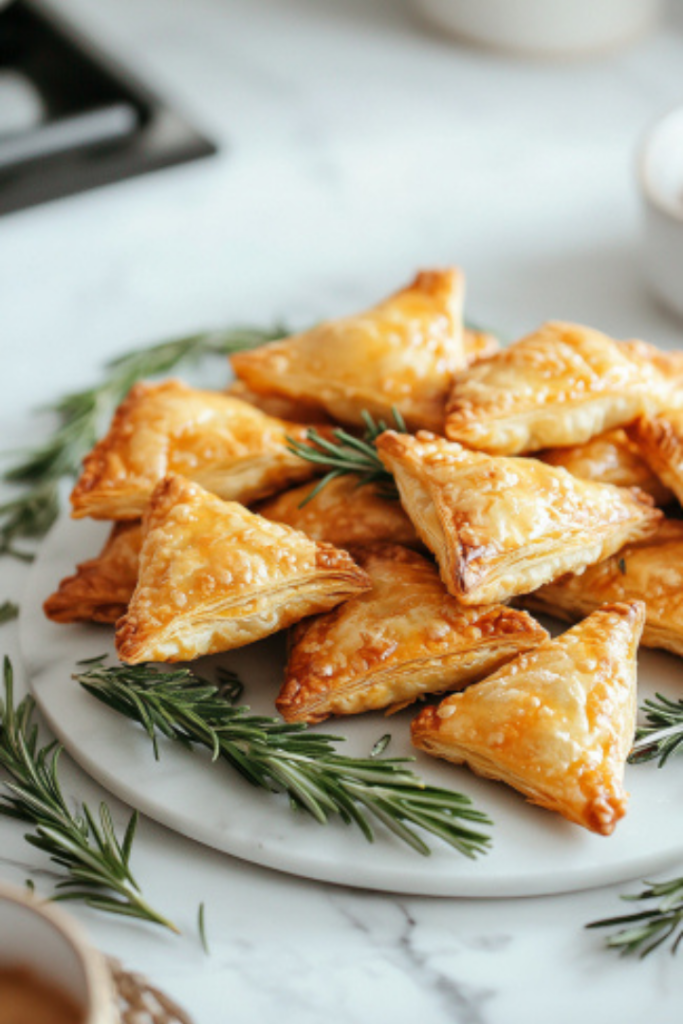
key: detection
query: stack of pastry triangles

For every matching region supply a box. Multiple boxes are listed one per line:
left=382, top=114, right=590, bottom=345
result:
left=46, top=267, right=683, bottom=838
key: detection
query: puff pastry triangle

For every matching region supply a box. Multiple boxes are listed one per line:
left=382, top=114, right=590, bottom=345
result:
left=44, top=521, right=142, bottom=625
left=521, top=519, right=683, bottom=657
left=277, top=544, right=548, bottom=723
left=70, top=380, right=322, bottom=520
left=116, top=475, right=371, bottom=664
left=230, top=269, right=465, bottom=432
left=538, top=428, right=673, bottom=506
left=225, top=380, right=333, bottom=424
left=256, top=475, right=420, bottom=549
left=445, top=321, right=669, bottom=455
left=376, top=431, right=662, bottom=605
left=411, top=601, right=645, bottom=835
left=629, top=409, right=683, bottom=507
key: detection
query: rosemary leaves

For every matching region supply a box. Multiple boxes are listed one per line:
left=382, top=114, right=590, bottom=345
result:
left=628, top=693, right=683, bottom=767
left=588, top=877, right=683, bottom=957
left=286, top=409, right=406, bottom=505
left=0, top=657, right=176, bottom=932
left=75, top=661, right=492, bottom=859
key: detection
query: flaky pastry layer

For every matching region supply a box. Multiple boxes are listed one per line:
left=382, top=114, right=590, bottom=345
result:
left=521, top=519, right=683, bottom=657
left=445, top=321, right=670, bottom=455
left=44, top=521, right=142, bottom=624
left=70, top=380, right=321, bottom=520
left=412, top=601, right=645, bottom=835
left=116, top=475, right=371, bottom=664
left=231, top=268, right=466, bottom=432
left=277, top=544, right=548, bottom=723
left=376, top=431, right=662, bottom=605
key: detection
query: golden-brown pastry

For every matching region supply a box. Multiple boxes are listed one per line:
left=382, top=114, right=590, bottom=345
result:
left=522, top=519, right=683, bottom=657
left=538, top=428, right=674, bottom=506
left=44, top=521, right=142, bottom=624
left=116, top=475, right=371, bottom=664
left=620, top=338, right=683, bottom=391
left=70, top=381, right=323, bottom=520
left=230, top=269, right=465, bottom=432
left=225, top=380, right=333, bottom=424
left=256, top=475, right=421, bottom=549
left=412, top=601, right=645, bottom=836
left=277, top=545, right=548, bottom=723
left=463, top=326, right=499, bottom=365
left=629, top=409, right=683, bottom=507
left=376, top=431, right=662, bottom=605
left=445, top=321, right=669, bottom=455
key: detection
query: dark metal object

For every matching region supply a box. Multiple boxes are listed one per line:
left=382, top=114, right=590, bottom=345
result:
left=0, top=0, right=216, bottom=215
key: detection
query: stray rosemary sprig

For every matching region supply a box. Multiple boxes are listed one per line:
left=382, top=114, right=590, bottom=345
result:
left=1, top=324, right=284, bottom=560
left=198, top=902, right=210, bottom=955
left=0, top=656, right=176, bottom=932
left=286, top=409, right=406, bottom=505
left=0, top=602, right=19, bottom=625
left=628, top=693, right=683, bottom=766
left=587, top=877, right=683, bottom=957
left=75, top=661, right=492, bottom=859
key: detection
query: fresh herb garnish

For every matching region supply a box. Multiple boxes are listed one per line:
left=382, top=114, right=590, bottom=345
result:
left=286, top=409, right=406, bottom=506
left=75, top=661, right=492, bottom=858
left=1, top=325, right=284, bottom=561
left=0, top=602, right=19, bottom=625
left=198, top=901, right=210, bottom=955
left=628, top=693, right=683, bottom=766
left=0, top=656, right=176, bottom=931
left=588, top=877, right=683, bottom=957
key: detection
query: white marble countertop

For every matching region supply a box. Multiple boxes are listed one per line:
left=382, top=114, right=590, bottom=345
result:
left=3, top=1, right=683, bottom=1020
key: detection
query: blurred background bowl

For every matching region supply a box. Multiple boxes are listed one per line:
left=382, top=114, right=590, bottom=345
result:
left=639, top=105, right=683, bottom=320
left=413, top=0, right=662, bottom=56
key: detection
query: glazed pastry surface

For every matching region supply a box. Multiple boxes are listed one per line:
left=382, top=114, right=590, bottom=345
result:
left=70, top=380, right=320, bottom=520
left=257, top=475, right=420, bottom=549
left=522, top=519, right=683, bottom=656
left=116, top=475, right=371, bottom=664
left=538, top=428, right=673, bottom=505
left=412, top=602, right=645, bottom=836
left=44, top=521, right=142, bottom=624
left=277, top=544, right=548, bottom=723
left=630, top=409, right=683, bottom=507
left=376, top=431, right=662, bottom=605
left=231, top=269, right=465, bottom=432
left=445, top=321, right=669, bottom=455
left=225, top=380, right=333, bottom=424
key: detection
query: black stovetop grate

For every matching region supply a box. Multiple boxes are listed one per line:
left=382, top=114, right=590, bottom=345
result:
left=0, top=0, right=216, bottom=215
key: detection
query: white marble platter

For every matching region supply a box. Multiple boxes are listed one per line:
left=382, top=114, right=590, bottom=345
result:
left=20, top=512, right=683, bottom=899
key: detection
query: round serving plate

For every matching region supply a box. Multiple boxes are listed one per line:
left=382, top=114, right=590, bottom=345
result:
left=19, top=512, right=683, bottom=898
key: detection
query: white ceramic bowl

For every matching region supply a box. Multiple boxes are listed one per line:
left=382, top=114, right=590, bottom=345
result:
left=0, top=883, right=113, bottom=1024
left=639, top=106, right=683, bottom=320
left=414, top=0, right=662, bottom=57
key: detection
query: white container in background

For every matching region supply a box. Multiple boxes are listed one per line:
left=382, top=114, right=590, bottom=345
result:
left=0, top=883, right=113, bottom=1024
left=414, top=0, right=662, bottom=57
left=639, top=106, right=683, bottom=320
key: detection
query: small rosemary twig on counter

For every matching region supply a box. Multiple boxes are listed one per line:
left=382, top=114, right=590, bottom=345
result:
left=0, top=656, right=176, bottom=932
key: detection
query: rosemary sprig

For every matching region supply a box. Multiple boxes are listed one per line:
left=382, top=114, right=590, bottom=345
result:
left=587, top=877, right=683, bottom=957
left=0, top=657, right=176, bottom=932
left=75, top=661, right=492, bottom=859
left=628, top=693, right=683, bottom=767
left=1, top=324, right=284, bottom=560
left=286, top=409, right=406, bottom=505
left=0, top=602, right=19, bottom=625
